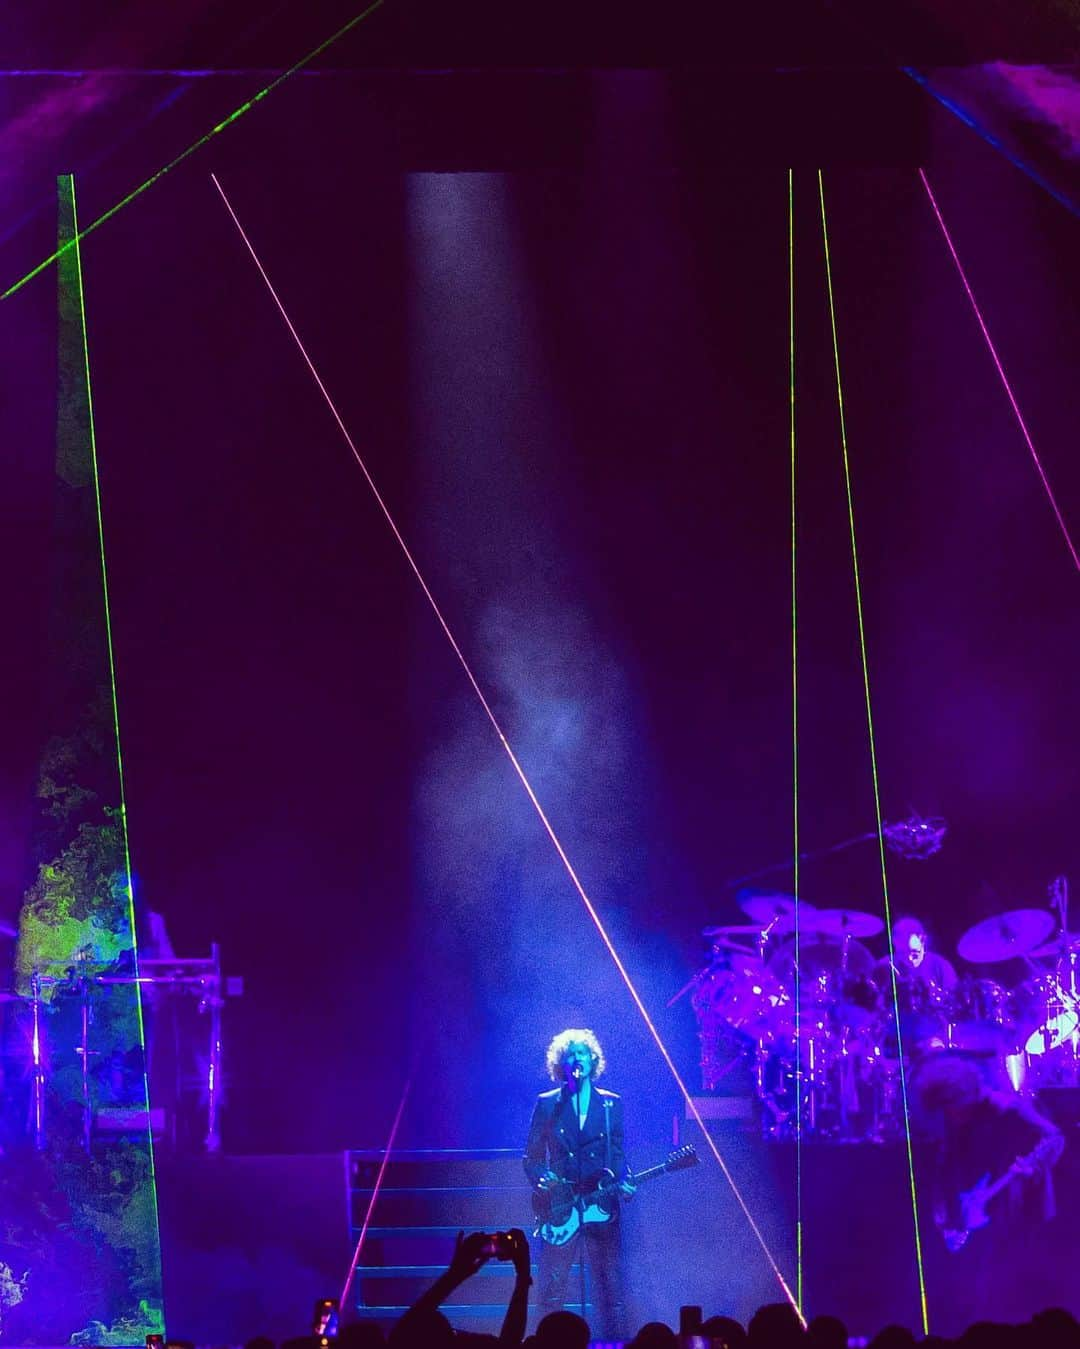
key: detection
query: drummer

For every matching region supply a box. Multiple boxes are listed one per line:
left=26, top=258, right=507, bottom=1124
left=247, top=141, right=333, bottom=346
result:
left=886, top=916, right=958, bottom=990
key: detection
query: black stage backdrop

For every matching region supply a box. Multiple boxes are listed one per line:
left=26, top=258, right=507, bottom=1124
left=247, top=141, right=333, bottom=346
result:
left=2, top=68, right=1078, bottom=1176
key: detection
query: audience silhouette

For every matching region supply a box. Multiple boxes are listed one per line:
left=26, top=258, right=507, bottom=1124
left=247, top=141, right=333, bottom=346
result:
left=248, top=1229, right=1080, bottom=1349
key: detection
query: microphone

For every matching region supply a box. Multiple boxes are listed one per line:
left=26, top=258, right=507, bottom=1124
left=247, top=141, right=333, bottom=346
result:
left=882, top=813, right=946, bottom=860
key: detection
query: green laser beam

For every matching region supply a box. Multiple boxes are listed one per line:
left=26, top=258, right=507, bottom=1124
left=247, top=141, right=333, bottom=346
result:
left=788, top=165, right=803, bottom=1319
left=818, top=169, right=929, bottom=1335
left=3, top=0, right=386, bottom=300
left=68, top=174, right=162, bottom=1228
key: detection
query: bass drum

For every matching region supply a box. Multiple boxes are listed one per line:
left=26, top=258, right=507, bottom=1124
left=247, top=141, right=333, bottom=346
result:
left=1011, top=974, right=1080, bottom=1088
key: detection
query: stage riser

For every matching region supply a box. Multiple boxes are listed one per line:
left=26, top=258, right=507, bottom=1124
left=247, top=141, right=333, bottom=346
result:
left=357, top=1266, right=549, bottom=1306
left=351, top=1302, right=596, bottom=1333
left=347, top=1148, right=545, bottom=1330
left=351, top=1152, right=526, bottom=1188
left=352, top=1186, right=533, bottom=1227
left=359, top=1232, right=526, bottom=1264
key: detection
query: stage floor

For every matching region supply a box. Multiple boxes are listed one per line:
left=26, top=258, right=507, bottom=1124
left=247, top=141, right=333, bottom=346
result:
left=155, top=1116, right=1080, bottom=1344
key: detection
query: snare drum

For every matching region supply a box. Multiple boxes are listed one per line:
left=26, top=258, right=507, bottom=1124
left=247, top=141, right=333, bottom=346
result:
left=873, top=961, right=949, bottom=1051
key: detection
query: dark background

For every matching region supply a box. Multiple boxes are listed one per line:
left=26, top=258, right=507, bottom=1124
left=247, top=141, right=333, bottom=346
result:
left=2, top=0, right=1078, bottom=1179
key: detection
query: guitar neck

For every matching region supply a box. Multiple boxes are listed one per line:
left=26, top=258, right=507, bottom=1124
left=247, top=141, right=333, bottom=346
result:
left=630, top=1163, right=668, bottom=1184
left=984, top=1140, right=1052, bottom=1205
left=985, top=1170, right=1018, bottom=1204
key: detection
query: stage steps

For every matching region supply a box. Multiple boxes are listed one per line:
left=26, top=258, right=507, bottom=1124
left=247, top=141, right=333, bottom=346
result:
left=346, top=1147, right=590, bottom=1333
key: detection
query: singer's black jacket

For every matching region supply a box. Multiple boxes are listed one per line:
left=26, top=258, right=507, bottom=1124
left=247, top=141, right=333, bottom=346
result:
left=523, top=1085, right=629, bottom=1191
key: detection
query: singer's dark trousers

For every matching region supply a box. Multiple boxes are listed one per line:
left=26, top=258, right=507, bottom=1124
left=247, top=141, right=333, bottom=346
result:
left=536, top=1218, right=625, bottom=1338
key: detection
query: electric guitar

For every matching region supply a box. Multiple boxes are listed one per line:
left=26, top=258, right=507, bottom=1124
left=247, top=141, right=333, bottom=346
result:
left=942, top=1135, right=1060, bottom=1251
left=532, top=1143, right=698, bottom=1246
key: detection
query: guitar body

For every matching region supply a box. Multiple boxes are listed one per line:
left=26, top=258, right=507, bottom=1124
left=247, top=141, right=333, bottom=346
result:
left=532, top=1170, right=616, bottom=1245
left=532, top=1145, right=697, bottom=1246
left=536, top=1206, right=580, bottom=1248
left=957, top=1174, right=993, bottom=1236
left=943, top=1174, right=992, bottom=1251
left=535, top=1197, right=618, bottom=1247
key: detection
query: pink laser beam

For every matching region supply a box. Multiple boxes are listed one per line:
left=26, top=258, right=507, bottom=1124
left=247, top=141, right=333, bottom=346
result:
left=918, top=168, right=1080, bottom=573
left=339, top=1078, right=411, bottom=1314
left=210, top=172, right=801, bottom=1317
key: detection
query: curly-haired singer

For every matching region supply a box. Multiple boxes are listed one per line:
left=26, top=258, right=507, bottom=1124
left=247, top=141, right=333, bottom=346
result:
left=523, top=1029, right=634, bottom=1336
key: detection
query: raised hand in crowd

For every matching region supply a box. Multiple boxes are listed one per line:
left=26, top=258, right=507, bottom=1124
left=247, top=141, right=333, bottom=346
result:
left=498, top=1228, right=532, bottom=1346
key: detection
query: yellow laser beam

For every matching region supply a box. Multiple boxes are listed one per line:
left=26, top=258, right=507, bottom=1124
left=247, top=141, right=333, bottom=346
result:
left=818, top=169, right=929, bottom=1335
left=2, top=1, right=386, bottom=300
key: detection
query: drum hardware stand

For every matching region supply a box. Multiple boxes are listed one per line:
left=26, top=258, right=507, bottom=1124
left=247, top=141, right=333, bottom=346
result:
left=753, top=1038, right=770, bottom=1121
left=28, top=966, right=92, bottom=1152
left=205, top=942, right=224, bottom=1152
left=1051, top=875, right=1068, bottom=933
left=74, top=975, right=96, bottom=1154
left=35, top=965, right=99, bottom=1153
left=1029, top=878, right=1079, bottom=1074
left=805, top=1035, right=818, bottom=1134
left=667, top=962, right=714, bottom=1009
left=761, top=912, right=803, bottom=1137
left=29, top=970, right=46, bottom=1151
left=1054, top=880, right=1080, bottom=1067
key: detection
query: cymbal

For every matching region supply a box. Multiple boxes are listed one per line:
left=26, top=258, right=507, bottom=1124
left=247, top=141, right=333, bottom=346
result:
left=739, top=893, right=820, bottom=931
left=768, top=933, right=875, bottom=982
left=703, top=925, right=766, bottom=937
left=957, top=909, right=1055, bottom=964
left=813, top=908, right=884, bottom=940
left=0, top=921, right=15, bottom=939
left=1031, top=932, right=1080, bottom=959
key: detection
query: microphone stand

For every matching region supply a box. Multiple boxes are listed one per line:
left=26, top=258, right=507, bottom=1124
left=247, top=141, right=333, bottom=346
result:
left=724, top=815, right=947, bottom=889
left=724, top=831, right=876, bottom=888
left=573, top=1071, right=588, bottom=1327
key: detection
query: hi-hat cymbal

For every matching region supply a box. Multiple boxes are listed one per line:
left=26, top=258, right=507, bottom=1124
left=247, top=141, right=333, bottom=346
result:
left=957, top=909, right=1055, bottom=964
left=702, top=935, right=759, bottom=957
left=813, top=908, right=884, bottom=940
left=703, top=924, right=767, bottom=937
left=739, top=893, right=820, bottom=931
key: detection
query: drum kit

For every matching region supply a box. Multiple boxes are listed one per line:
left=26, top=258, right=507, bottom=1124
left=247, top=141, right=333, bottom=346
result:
left=689, top=880, right=1080, bottom=1141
